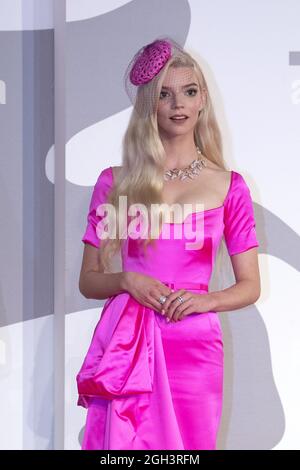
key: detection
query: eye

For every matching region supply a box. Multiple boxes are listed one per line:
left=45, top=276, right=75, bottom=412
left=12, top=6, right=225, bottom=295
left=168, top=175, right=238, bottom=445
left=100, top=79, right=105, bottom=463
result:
left=186, top=88, right=198, bottom=96
left=159, top=91, right=169, bottom=99
left=159, top=88, right=198, bottom=100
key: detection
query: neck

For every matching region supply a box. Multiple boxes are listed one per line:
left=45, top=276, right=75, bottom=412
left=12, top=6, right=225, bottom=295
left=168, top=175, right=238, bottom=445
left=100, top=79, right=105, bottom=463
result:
left=161, top=134, right=198, bottom=170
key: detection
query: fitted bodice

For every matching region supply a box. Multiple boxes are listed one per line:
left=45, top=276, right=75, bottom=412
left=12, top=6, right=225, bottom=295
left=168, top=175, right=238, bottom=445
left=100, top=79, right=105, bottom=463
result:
left=81, top=166, right=259, bottom=288
left=122, top=206, right=225, bottom=286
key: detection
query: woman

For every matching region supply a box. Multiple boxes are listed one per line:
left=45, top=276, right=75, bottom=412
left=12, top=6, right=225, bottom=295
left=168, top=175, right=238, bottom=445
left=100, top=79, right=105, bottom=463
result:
left=76, top=37, right=261, bottom=450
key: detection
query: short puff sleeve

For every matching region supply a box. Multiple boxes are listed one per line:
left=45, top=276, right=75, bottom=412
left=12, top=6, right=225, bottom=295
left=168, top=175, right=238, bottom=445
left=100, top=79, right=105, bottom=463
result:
left=81, top=167, right=113, bottom=248
left=223, top=171, right=259, bottom=256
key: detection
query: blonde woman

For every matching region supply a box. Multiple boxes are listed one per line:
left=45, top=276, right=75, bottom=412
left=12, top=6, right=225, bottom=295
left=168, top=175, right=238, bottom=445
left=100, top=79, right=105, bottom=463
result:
left=77, top=37, right=261, bottom=450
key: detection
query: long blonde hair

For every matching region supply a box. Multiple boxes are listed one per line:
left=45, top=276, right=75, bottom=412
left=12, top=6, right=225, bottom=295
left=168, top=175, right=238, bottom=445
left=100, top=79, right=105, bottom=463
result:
left=99, top=40, right=229, bottom=272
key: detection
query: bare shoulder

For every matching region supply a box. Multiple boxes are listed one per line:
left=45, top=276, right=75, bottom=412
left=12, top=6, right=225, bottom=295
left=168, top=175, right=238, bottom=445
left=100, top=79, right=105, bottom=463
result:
left=204, top=159, right=231, bottom=180
left=202, top=159, right=232, bottom=199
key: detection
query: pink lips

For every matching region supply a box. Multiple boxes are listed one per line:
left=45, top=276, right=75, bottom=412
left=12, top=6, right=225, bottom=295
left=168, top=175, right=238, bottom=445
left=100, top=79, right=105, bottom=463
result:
left=170, top=116, right=188, bottom=123
left=170, top=114, right=188, bottom=119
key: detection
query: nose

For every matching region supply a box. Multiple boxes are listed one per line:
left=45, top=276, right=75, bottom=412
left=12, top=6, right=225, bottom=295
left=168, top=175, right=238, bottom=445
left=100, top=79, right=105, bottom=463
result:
left=170, top=90, right=185, bottom=109
left=172, top=98, right=184, bottom=109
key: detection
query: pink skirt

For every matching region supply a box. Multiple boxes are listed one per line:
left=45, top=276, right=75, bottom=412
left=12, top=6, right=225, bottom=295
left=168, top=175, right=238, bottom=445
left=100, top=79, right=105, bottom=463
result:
left=76, top=281, right=224, bottom=450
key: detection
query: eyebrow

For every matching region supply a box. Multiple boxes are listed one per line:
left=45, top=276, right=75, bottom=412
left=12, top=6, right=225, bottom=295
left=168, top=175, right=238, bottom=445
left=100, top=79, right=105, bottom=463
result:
left=161, top=82, right=199, bottom=90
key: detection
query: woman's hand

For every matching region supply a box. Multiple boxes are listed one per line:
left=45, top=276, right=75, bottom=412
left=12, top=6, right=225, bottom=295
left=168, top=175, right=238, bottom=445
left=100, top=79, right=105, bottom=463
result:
left=122, top=272, right=173, bottom=313
left=161, top=289, right=213, bottom=322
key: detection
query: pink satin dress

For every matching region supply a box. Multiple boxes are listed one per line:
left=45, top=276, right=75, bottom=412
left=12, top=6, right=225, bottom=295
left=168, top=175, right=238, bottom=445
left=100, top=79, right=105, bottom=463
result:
left=77, top=166, right=259, bottom=450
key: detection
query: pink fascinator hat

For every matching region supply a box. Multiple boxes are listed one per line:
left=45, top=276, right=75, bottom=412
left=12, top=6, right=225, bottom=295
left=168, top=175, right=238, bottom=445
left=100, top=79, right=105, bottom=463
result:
left=123, top=36, right=187, bottom=118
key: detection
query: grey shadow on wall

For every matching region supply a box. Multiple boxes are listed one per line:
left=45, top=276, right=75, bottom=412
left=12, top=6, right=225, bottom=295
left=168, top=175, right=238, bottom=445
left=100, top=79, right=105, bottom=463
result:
left=0, top=0, right=294, bottom=451
left=66, top=3, right=292, bottom=449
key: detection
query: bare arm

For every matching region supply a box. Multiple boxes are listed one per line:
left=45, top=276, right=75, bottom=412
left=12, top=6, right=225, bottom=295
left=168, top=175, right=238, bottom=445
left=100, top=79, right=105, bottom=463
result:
left=79, top=243, right=129, bottom=300
left=208, top=246, right=261, bottom=312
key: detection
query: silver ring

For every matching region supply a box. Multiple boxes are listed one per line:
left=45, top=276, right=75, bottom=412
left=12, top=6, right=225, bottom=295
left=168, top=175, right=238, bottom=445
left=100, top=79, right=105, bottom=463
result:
left=158, top=295, right=167, bottom=305
left=176, top=295, right=185, bottom=304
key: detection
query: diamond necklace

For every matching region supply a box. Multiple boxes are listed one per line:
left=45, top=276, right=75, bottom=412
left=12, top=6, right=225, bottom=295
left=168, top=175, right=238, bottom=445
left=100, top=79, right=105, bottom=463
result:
left=163, top=146, right=207, bottom=181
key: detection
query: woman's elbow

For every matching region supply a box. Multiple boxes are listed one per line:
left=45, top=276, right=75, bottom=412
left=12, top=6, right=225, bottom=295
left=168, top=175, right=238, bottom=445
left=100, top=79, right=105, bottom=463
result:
left=250, top=282, right=261, bottom=304
left=252, top=291, right=261, bottom=304
left=79, top=276, right=89, bottom=299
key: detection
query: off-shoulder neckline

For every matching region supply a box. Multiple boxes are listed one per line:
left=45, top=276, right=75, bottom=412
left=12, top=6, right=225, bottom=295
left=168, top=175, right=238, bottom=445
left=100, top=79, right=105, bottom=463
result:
left=108, top=166, right=235, bottom=225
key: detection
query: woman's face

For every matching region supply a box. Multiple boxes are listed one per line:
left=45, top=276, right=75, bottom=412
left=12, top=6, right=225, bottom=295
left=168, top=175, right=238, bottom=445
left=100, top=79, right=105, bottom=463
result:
left=156, top=66, right=205, bottom=137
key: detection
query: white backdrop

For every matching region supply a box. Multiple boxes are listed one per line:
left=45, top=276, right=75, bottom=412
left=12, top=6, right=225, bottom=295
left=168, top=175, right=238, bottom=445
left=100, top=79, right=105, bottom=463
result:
left=0, top=0, right=299, bottom=450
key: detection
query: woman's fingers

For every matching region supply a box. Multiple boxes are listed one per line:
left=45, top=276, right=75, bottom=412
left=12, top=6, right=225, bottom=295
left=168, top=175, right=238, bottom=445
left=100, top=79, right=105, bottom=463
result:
left=172, top=297, right=194, bottom=322
left=161, top=289, right=185, bottom=311
left=149, top=287, right=173, bottom=312
left=164, top=292, right=195, bottom=322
